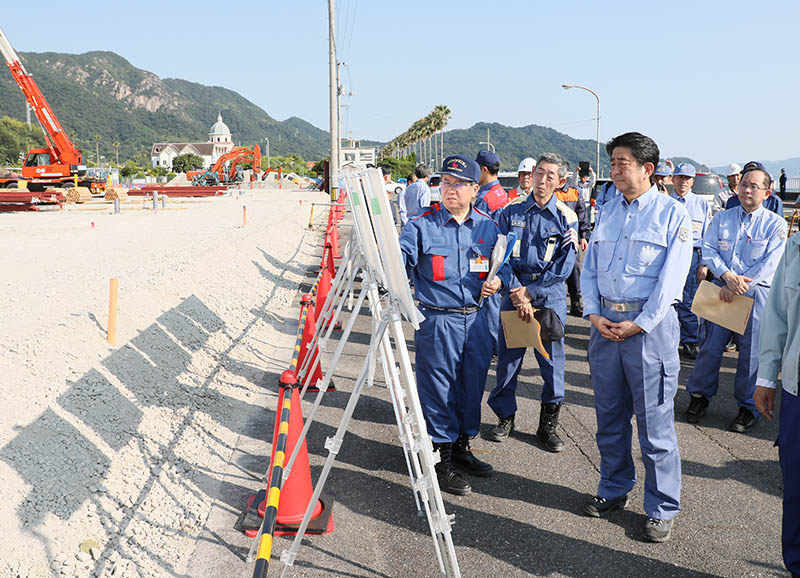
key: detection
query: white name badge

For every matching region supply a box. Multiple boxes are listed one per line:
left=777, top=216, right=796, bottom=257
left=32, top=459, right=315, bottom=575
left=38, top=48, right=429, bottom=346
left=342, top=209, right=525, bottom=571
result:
left=692, top=221, right=702, bottom=233
left=512, top=239, right=521, bottom=258
left=719, top=240, right=730, bottom=251
left=469, top=257, right=490, bottom=273
left=511, top=219, right=526, bottom=228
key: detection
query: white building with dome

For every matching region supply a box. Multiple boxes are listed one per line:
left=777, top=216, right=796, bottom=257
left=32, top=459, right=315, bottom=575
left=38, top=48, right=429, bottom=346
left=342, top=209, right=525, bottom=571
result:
left=151, top=113, right=236, bottom=170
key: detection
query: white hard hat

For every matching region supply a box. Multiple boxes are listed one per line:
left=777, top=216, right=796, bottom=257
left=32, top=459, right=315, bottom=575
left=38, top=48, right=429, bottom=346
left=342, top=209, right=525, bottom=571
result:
left=518, top=157, right=536, bottom=173
left=726, top=163, right=742, bottom=176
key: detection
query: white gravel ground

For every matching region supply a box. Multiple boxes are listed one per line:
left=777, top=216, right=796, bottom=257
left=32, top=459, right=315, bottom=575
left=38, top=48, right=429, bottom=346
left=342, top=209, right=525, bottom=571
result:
left=0, top=189, right=327, bottom=577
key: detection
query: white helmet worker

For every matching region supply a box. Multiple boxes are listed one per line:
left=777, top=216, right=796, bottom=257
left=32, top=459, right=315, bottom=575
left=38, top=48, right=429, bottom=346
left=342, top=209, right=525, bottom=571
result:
left=518, top=157, right=536, bottom=173
left=726, top=163, right=742, bottom=176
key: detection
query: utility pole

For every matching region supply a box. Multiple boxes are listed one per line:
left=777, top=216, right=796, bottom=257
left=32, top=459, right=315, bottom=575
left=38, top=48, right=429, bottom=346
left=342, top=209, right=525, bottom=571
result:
left=328, top=0, right=339, bottom=200
left=479, top=127, right=495, bottom=153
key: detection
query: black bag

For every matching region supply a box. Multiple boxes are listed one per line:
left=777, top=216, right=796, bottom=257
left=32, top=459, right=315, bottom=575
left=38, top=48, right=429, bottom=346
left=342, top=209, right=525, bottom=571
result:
left=534, top=307, right=564, bottom=341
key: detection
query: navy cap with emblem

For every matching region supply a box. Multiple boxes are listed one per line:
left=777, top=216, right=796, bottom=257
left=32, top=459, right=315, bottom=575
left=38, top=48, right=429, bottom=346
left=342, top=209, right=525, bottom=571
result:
left=673, top=162, right=696, bottom=177
left=475, top=150, right=501, bottom=171
left=441, top=154, right=481, bottom=183
left=741, top=160, right=773, bottom=184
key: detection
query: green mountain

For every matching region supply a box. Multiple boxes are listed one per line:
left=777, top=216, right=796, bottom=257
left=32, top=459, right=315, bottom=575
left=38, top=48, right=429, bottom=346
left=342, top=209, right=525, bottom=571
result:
left=442, top=122, right=610, bottom=174
left=0, top=51, right=330, bottom=164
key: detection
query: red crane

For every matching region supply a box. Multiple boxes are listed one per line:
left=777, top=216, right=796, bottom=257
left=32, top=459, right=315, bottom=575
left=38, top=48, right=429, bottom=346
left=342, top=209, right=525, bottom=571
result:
left=0, top=24, right=98, bottom=191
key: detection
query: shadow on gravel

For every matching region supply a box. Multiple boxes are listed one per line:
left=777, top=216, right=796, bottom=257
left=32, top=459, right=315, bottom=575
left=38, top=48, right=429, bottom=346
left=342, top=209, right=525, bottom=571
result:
left=0, top=239, right=310, bottom=577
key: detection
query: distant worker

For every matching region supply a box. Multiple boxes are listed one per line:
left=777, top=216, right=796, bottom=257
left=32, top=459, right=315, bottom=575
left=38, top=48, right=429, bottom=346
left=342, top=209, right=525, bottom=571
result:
left=508, top=157, right=536, bottom=202
left=399, top=154, right=511, bottom=496
left=671, top=163, right=711, bottom=360
left=487, top=153, right=577, bottom=452
left=555, top=175, right=590, bottom=316
left=398, top=164, right=432, bottom=227
left=712, top=164, right=741, bottom=215
left=474, top=150, right=509, bottom=217
left=685, top=161, right=787, bottom=433
left=779, top=168, right=787, bottom=200
left=755, top=230, right=800, bottom=578
left=379, top=164, right=400, bottom=225
left=593, top=180, right=619, bottom=211
left=653, top=161, right=673, bottom=193
left=581, top=132, right=692, bottom=543
left=566, top=163, right=596, bottom=209
left=407, top=172, right=418, bottom=185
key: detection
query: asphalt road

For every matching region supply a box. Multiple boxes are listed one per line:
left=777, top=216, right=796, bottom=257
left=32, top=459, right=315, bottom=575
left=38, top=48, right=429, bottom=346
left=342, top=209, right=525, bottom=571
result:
left=189, top=237, right=787, bottom=578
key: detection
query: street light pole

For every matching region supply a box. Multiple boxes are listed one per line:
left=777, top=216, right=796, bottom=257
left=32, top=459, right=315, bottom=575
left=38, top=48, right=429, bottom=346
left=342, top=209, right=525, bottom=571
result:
left=328, top=0, right=340, bottom=199
left=562, top=84, right=600, bottom=177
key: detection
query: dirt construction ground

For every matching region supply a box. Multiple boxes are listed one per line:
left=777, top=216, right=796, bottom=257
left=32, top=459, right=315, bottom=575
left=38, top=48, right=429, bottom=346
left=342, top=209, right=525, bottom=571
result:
left=0, top=190, right=789, bottom=577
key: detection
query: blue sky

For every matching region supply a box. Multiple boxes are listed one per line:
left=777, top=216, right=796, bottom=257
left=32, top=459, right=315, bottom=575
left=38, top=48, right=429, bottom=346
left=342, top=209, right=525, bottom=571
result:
left=2, top=0, right=797, bottom=166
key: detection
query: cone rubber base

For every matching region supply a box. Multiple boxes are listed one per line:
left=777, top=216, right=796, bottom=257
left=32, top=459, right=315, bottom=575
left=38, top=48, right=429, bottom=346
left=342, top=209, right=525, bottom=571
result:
left=274, top=491, right=335, bottom=536
left=241, top=490, right=267, bottom=537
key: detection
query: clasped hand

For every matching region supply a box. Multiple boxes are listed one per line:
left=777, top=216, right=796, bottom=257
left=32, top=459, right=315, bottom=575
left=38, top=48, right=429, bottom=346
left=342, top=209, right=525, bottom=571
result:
left=480, top=277, right=502, bottom=298
left=589, top=314, right=642, bottom=341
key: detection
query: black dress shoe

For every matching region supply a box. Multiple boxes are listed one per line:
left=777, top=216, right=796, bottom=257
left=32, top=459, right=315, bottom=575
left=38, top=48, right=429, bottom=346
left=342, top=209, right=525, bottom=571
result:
left=453, top=435, right=494, bottom=477
left=484, top=415, right=514, bottom=442
left=686, top=393, right=709, bottom=424
left=680, top=342, right=698, bottom=359
left=729, top=407, right=757, bottom=433
left=583, top=494, right=628, bottom=518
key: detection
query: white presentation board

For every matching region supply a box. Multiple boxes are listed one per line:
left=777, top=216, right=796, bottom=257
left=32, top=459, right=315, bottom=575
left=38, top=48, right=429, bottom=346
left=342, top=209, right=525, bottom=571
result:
left=340, top=171, right=387, bottom=288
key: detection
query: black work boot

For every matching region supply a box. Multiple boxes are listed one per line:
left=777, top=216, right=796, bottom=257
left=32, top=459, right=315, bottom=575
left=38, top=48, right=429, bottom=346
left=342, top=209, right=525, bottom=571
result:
left=570, top=295, right=583, bottom=317
left=452, top=435, right=494, bottom=477
left=484, top=414, right=514, bottom=442
left=433, top=443, right=471, bottom=496
left=537, top=403, right=565, bottom=452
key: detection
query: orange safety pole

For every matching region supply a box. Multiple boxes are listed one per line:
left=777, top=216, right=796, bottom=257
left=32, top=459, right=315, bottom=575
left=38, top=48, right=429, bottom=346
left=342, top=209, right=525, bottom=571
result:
left=243, top=205, right=247, bottom=226
left=107, top=278, right=119, bottom=345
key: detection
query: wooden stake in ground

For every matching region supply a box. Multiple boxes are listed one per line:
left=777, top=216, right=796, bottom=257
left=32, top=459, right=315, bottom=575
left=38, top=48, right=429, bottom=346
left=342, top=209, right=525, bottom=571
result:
left=108, top=277, right=119, bottom=345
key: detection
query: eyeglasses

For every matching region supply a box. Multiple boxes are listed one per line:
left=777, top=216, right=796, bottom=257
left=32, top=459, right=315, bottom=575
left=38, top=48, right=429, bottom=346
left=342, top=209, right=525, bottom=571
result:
left=440, top=180, right=472, bottom=190
left=739, top=183, right=770, bottom=193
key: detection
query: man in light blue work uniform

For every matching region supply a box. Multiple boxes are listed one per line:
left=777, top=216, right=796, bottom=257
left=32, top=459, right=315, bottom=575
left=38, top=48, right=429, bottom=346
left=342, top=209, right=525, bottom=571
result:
left=398, top=164, right=432, bottom=227
left=671, top=162, right=711, bottom=359
left=400, top=154, right=511, bottom=496
left=755, top=232, right=800, bottom=578
left=485, top=153, right=578, bottom=452
left=685, top=161, right=787, bottom=433
left=580, top=132, right=692, bottom=543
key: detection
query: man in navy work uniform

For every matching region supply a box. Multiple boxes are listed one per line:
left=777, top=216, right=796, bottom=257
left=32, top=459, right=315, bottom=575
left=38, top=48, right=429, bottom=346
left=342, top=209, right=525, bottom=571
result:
left=653, top=161, right=673, bottom=193
left=400, top=154, right=511, bottom=496
left=485, top=153, right=578, bottom=451
left=580, top=132, right=692, bottom=543
left=474, top=150, right=509, bottom=217
left=685, top=161, right=787, bottom=432
left=671, top=162, right=711, bottom=359
left=755, top=230, right=800, bottom=578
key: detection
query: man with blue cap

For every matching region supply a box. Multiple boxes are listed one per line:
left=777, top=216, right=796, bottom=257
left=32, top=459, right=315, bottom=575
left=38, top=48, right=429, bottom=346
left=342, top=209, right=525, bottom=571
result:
left=400, top=154, right=512, bottom=496
left=671, top=162, right=711, bottom=359
left=474, top=150, right=509, bottom=217
left=685, top=160, right=787, bottom=433
left=653, top=161, right=673, bottom=193
left=755, top=228, right=800, bottom=578
left=485, top=153, right=578, bottom=451
left=580, top=132, right=692, bottom=542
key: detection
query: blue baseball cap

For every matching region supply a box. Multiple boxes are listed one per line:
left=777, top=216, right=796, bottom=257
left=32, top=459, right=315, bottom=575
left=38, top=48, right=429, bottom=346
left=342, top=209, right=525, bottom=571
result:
left=654, top=162, right=673, bottom=176
left=441, top=154, right=481, bottom=183
left=741, top=160, right=773, bottom=184
left=475, top=150, right=500, bottom=171
left=673, top=163, right=696, bottom=177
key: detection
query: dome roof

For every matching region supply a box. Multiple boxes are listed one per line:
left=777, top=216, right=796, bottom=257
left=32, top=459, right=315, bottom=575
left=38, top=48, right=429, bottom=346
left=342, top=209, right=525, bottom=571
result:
left=209, top=113, right=231, bottom=136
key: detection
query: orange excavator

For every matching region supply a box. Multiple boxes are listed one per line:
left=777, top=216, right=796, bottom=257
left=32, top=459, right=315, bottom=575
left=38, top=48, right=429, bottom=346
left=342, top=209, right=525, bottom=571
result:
left=0, top=24, right=103, bottom=192
left=188, top=145, right=262, bottom=186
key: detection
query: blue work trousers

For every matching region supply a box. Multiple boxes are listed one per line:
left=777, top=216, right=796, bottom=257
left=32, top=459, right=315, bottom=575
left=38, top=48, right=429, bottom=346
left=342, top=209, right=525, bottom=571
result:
left=589, top=304, right=681, bottom=520
left=685, top=284, right=768, bottom=415
left=414, top=306, right=493, bottom=443
left=488, top=296, right=565, bottom=419
left=676, top=249, right=701, bottom=344
left=780, top=389, right=800, bottom=574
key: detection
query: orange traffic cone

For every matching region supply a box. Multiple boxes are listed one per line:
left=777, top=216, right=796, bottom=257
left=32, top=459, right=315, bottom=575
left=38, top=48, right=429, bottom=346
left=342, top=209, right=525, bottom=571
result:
left=298, top=294, right=325, bottom=392
left=329, top=225, right=341, bottom=259
left=243, top=371, right=334, bottom=537
left=314, top=266, right=341, bottom=333
left=326, top=244, right=336, bottom=277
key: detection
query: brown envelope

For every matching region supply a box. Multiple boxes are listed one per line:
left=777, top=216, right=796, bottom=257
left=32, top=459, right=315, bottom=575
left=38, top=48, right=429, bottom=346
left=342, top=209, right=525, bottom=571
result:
left=690, top=280, right=754, bottom=335
left=501, top=310, right=550, bottom=360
